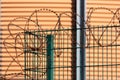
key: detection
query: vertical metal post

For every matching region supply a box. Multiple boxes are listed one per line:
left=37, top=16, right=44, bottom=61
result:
left=33, top=30, right=36, bottom=79
left=80, top=0, right=86, bottom=80
left=76, top=0, right=86, bottom=80
left=24, top=31, right=27, bottom=80
left=46, top=35, right=54, bottom=80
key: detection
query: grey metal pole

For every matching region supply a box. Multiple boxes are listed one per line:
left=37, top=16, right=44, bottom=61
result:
left=76, top=0, right=81, bottom=79
left=76, top=0, right=86, bottom=80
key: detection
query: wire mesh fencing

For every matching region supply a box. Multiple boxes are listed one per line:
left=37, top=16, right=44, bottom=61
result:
left=86, top=25, right=120, bottom=80
left=23, top=24, right=120, bottom=80
left=24, top=27, right=76, bottom=80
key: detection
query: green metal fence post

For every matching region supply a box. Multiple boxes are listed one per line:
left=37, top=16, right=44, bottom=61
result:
left=46, top=35, right=54, bottom=80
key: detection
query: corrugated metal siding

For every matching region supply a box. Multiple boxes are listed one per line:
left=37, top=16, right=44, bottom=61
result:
left=1, top=0, right=76, bottom=80
left=87, top=0, right=120, bottom=26
left=2, top=0, right=120, bottom=80
left=86, top=0, right=120, bottom=80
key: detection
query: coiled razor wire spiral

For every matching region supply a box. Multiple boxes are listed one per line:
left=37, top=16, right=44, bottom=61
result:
left=2, top=7, right=120, bottom=79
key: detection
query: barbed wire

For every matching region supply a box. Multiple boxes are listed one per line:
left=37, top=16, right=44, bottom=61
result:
left=2, top=7, right=120, bottom=79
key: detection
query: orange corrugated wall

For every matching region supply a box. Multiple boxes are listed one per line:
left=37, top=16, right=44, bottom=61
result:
left=86, top=0, right=120, bottom=80
left=1, top=0, right=76, bottom=80
left=1, top=0, right=120, bottom=80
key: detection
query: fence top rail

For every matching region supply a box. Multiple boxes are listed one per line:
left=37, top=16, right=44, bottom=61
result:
left=24, top=25, right=120, bottom=33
